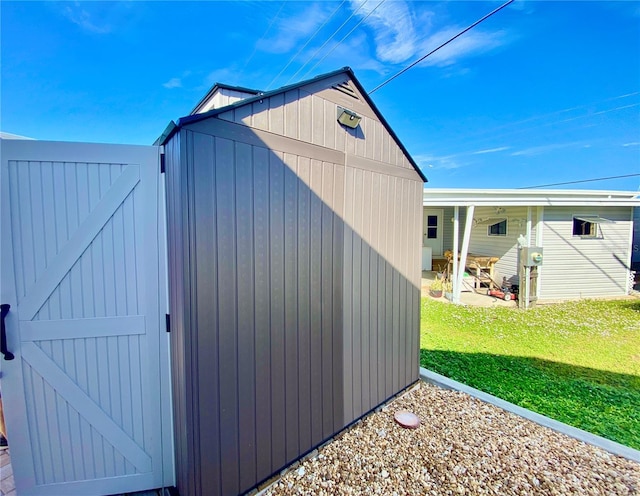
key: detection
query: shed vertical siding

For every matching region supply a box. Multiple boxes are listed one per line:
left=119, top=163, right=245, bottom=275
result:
left=166, top=75, right=423, bottom=496
left=540, top=206, right=632, bottom=299
left=217, top=76, right=413, bottom=172
left=342, top=172, right=422, bottom=419
left=164, top=130, right=201, bottom=496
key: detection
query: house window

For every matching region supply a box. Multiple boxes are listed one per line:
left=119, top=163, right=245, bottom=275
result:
left=488, top=219, right=507, bottom=236
left=573, top=217, right=596, bottom=237
left=427, top=215, right=438, bottom=239
left=572, top=215, right=613, bottom=238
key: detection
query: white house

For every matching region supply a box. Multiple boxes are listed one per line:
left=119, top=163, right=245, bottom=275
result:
left=422, top=188, right=640, bottom=304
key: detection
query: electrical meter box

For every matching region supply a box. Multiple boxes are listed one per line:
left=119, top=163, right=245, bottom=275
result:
left=521, top=246, right=543, bottom=266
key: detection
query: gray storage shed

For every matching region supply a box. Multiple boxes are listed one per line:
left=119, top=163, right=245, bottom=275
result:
left=160, top=67, right=426, bottom=496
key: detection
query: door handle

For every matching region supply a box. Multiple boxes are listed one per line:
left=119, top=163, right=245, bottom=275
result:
left=0, top=304, right=14, bottom=361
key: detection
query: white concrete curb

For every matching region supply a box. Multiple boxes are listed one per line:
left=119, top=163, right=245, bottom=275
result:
left=420, top=367, right=640, bottom=463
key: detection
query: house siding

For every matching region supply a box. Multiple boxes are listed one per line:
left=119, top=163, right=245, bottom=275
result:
left=438, top=206, right=535, bottom=285
left=467, top=206, right=537, bottom=285
left=166, top=74, right=423, bottom=496
left=540, top=206, right=632, bottom=299
left=441, top=206, right=467, bottom=255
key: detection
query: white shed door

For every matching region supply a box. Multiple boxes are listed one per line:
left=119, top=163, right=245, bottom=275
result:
left=0, top=139, right=172, bottom=495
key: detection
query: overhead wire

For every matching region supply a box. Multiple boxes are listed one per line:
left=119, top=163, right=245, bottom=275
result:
left=301, top=0, right=387, bottom=80
left=285, top=0, right=370, bottom=85
left=519, top=173, right=640, bottom=189
left=241, top=1, right=288, bottom=72
left=436, top=101, right=640, bottom=157
left=266, top=0, right=348, bottom=90
left=369, top=0, right=514, bottom=94
left=441, top=92, right=640, bottom=147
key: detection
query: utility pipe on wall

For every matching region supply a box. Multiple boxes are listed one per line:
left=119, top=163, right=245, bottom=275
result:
left=524, top=206, right=532, bottom=310
left=535, top=206, right=544, bottom=301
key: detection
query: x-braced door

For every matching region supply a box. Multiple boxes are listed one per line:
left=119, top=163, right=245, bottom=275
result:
left=0, top=139, right=173, bottom=495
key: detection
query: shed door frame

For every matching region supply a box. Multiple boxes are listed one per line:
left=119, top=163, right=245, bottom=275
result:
left=0, top=139, right=174, bottom=495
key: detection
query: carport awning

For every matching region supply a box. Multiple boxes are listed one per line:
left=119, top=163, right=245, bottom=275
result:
left=574, top=216, right=614, bottom=224
left=474, top=217, right=507, bottom=226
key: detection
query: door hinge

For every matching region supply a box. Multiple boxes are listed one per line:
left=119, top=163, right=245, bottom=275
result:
left=160, top=153, right=166, bottom=174
left=165, top=314, right=170, bottom=333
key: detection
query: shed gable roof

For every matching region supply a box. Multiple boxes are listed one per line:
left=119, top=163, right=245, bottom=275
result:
left=159, top=67, right=426, bottom=182
left=190, top=83, right=262, bottom=115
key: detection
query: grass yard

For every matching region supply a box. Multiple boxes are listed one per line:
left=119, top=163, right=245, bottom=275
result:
left=420, top=297, right=640, bottom=450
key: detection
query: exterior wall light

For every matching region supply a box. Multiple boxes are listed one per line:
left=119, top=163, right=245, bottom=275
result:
left=337, top=106, right=362, bottom=129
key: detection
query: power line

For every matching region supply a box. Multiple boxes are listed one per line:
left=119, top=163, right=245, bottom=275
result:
left=520, top=173, right=640, bottom=189
left=369, top=0, right=514, bottom=94
left=285, top=0, right=370, bottom=85
left=442, top=92, right=640, bottom=147
left=302, top=0, right=387, bottom=80
left=266, top=0, right=348, bottom=90
left=241, top=1, right=287, bottom=72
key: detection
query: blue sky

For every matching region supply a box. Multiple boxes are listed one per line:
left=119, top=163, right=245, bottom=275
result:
left=2, top=1, right=639, bottom=190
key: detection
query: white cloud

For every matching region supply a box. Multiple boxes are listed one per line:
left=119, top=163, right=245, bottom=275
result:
left=472, top=146, right=510, bottom=155
left=415, top=153, right=465, bottom=170
left=511, top=142, right=584, bottom=157
left=257, top=4, right=335, bottom=55
left=62, top=4, right=111, bottom=34
left=163, top=78, right=183, bottom=89
left=350, top=0, right=511, bottom=69
left=317, top=32, right=387, bottom=74
left=622, top=142, right=640, bottom=147
left=416, top=27, right=508, bottom=67
left=350, top=0, right=428, bottom=64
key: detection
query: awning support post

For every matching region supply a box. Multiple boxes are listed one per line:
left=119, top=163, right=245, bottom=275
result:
left=452, top=206, right=459, bottom=303
left=454, top=205, right=475, bottom=303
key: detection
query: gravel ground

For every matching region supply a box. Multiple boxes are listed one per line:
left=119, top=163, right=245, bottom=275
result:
left=263, top=382, right=640, bottom=495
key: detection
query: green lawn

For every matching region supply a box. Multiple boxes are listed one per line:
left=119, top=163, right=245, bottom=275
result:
left=420, top=297, right=640, bottom=450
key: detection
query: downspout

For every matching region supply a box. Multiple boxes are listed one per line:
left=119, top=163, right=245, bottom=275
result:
left=452, top=206, right=459, bottom=303
left=524, top=207, right=532, bottom=310
left=455, top=205, right=475, bottom=303
left=535, top=206, right=544, bottom=300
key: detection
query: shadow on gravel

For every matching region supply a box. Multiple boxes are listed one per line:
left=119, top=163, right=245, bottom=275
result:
left=419, top=349, right=640, bottom=450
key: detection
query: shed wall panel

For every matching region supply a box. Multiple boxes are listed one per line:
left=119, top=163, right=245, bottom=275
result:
left=191, top=132, right=222, bottom=496
left=165, top=131, right=200, bottom=496
left=168, top=93, right=422, bottom=495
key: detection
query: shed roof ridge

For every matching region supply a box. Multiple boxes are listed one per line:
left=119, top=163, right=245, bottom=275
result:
left=180, top=67, right=354, bottom=125
left=189, top=82, right=263, bottom=115
left=162, top=67, right=427, bottom=182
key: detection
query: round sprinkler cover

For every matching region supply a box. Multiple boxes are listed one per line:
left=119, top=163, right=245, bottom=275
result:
left=394, top=410, right=421, bottom=429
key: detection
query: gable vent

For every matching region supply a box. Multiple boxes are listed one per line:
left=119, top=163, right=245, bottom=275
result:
left=332, top=81, right=360, bottom=100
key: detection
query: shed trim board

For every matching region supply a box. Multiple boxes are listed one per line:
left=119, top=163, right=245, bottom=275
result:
left=0, top=139, right=174, bottom=495
left=423, top=188, right=640, bottom=302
